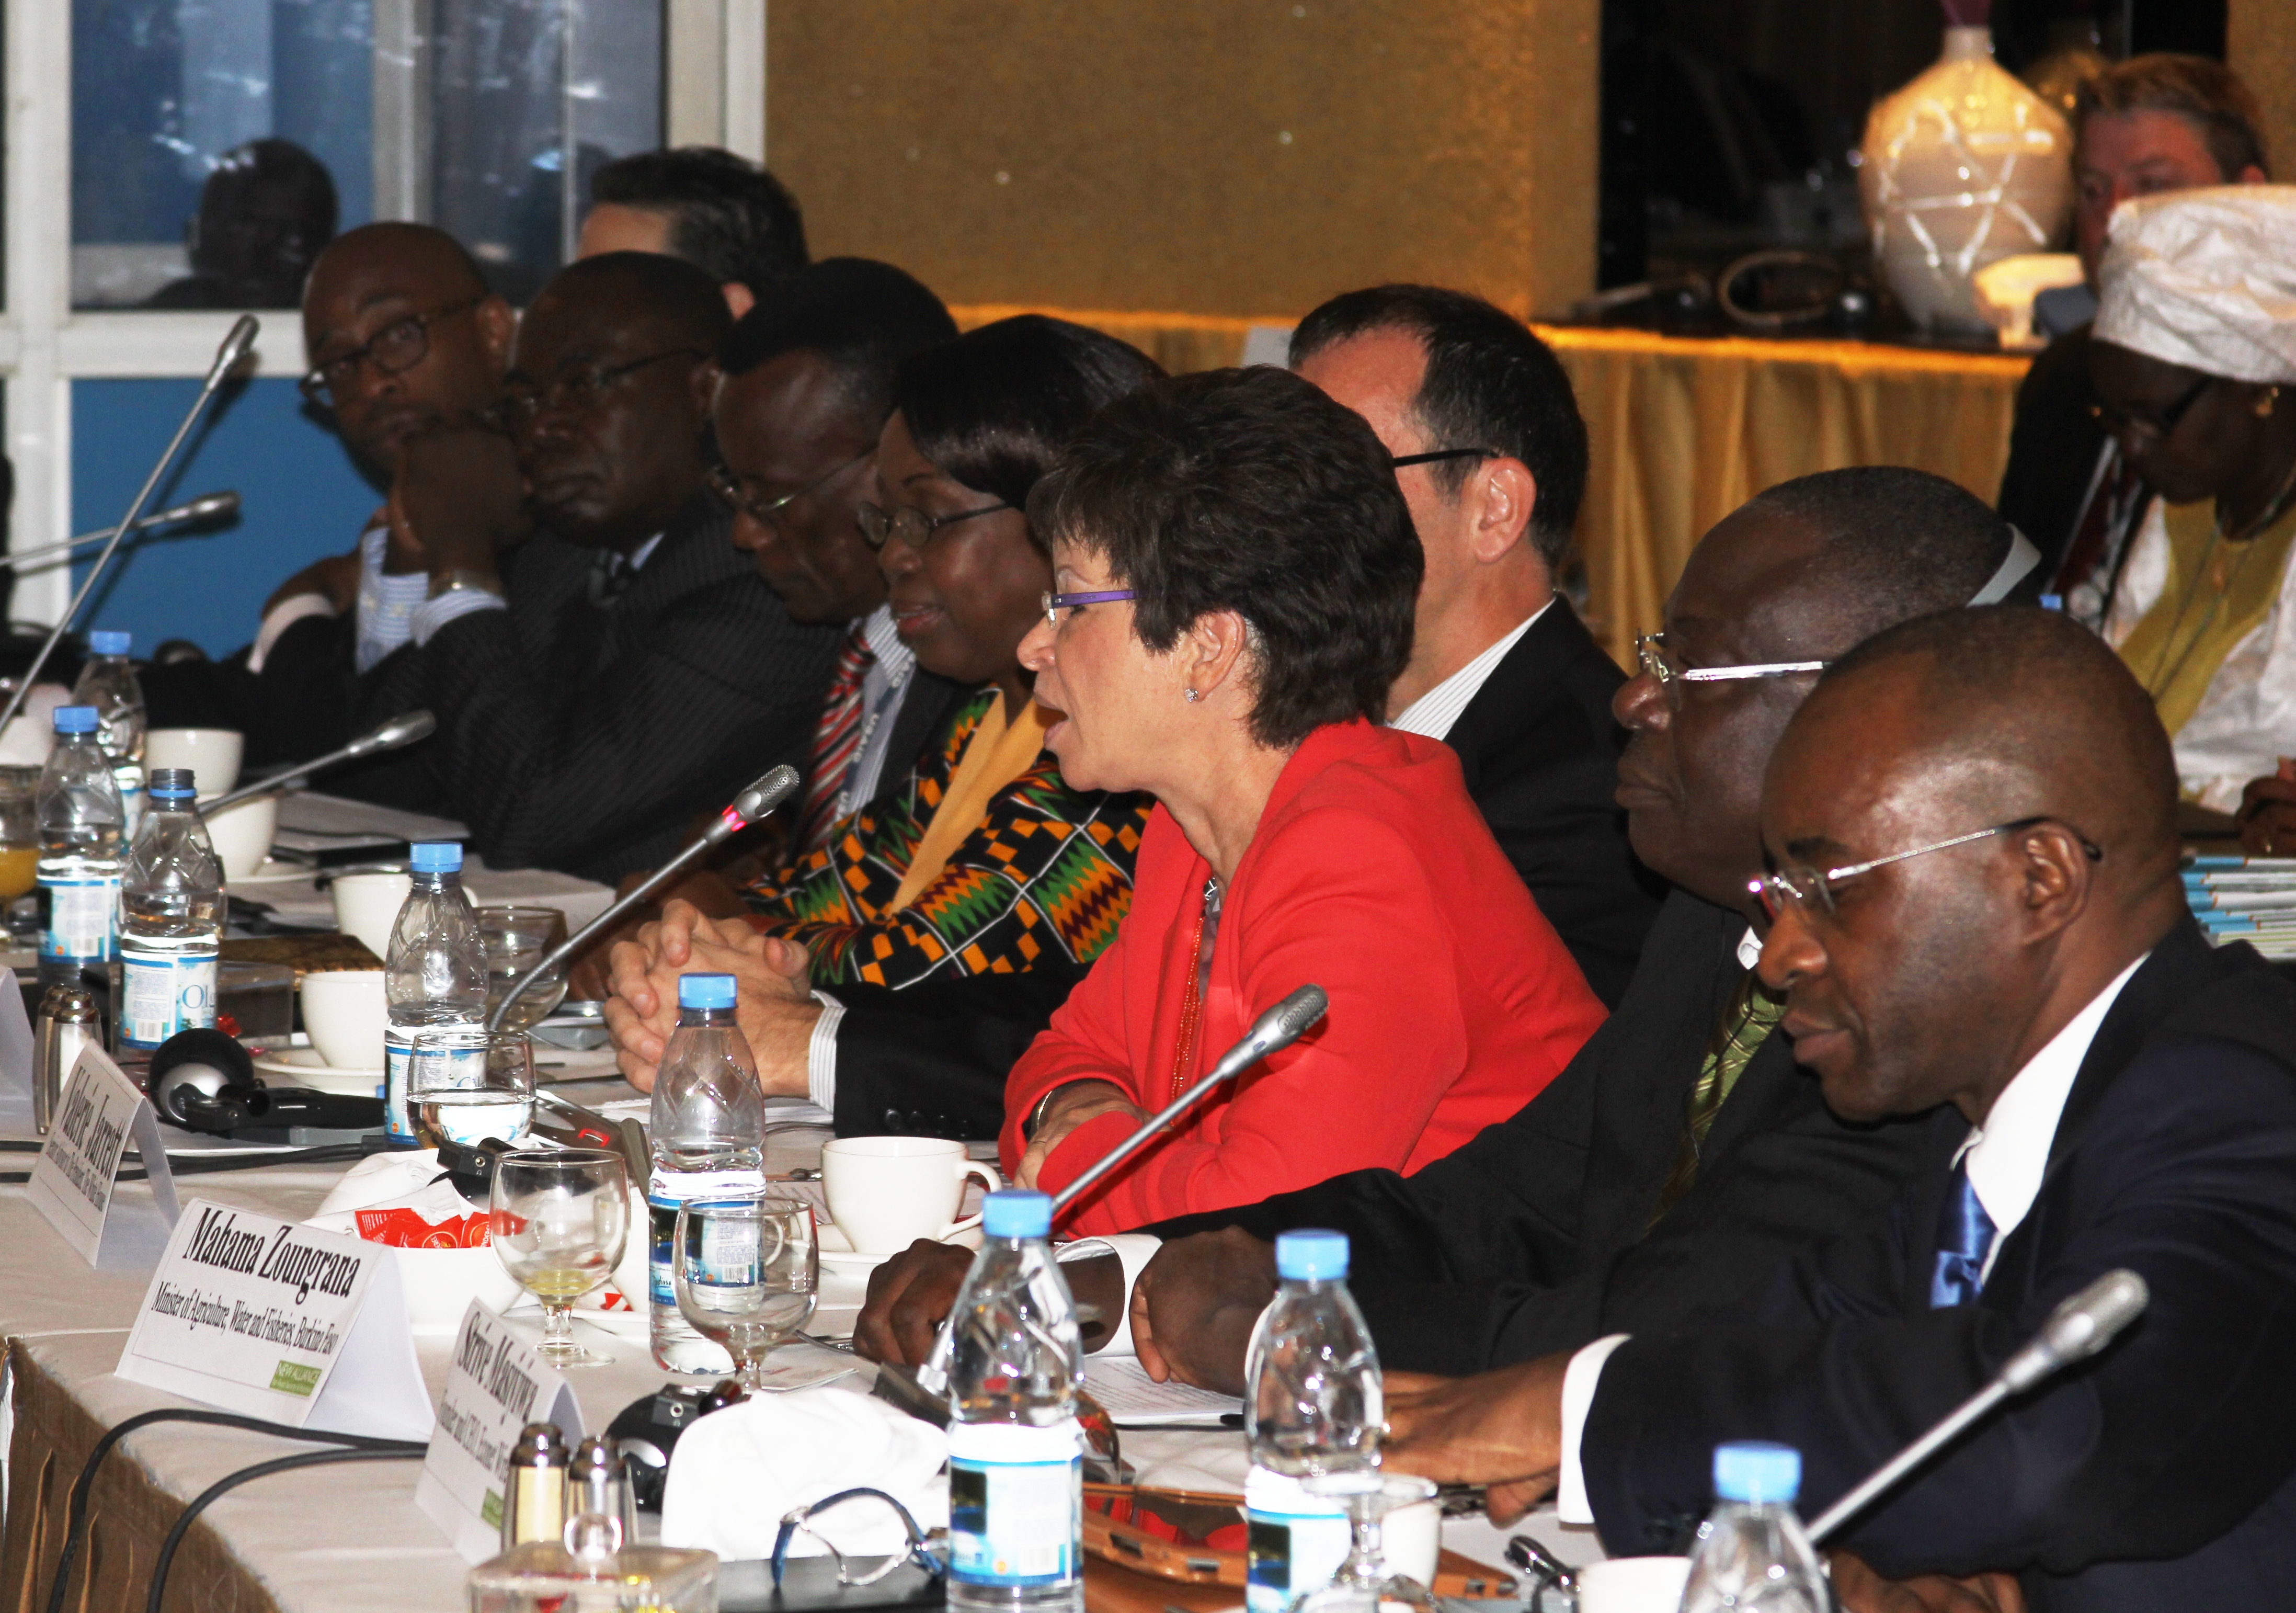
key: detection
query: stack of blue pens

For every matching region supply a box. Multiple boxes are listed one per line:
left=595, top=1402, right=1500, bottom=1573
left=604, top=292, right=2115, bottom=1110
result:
left=2185, top=856, right=2296, bottom=959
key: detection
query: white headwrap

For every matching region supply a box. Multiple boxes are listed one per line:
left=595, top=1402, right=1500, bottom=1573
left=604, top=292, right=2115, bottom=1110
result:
left=2093, top=185, right=2296, bottom=384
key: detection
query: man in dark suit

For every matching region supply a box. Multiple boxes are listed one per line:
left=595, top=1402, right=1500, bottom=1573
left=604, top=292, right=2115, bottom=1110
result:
left=1381, top=608, right=2296, bottom=1611
left=362, top=251, right=841, bottom=881
left=851, top=466, right=2020, bottom=1370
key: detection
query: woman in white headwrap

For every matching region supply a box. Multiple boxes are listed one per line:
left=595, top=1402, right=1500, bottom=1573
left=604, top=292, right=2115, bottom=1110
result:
left=2086, top=184, right=2296, bottom=816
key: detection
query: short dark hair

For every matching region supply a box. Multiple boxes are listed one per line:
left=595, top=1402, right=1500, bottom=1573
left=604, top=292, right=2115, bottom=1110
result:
left=1029, top=367, right=1421, bottom=749
left=590, top=147, right=809, bottom=293
left=536, top=249, right=734, bottom=352
left=896, top=315, right=1163, bottom=516
left=1289, top=284, right=1590, bottom=569
left=2075, top=54, right=2271, bottom=181
left=1745, top=465, right=2020, bottom=637
left=718, top=258, right=957, bottom=428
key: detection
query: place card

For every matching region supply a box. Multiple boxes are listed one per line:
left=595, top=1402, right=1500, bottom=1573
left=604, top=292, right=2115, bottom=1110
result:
left=416, top=1299, right=584, bottom=1563
left=117, top=1197, right=434, bottom=1441
left=25, top=1044, right=178, bottom=1267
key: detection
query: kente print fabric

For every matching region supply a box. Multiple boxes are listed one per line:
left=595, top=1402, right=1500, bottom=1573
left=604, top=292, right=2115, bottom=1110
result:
left=742, top=688, right=1150, bottom=987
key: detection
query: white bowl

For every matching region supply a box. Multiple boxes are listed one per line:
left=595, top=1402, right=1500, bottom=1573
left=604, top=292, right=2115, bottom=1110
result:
left=204, top=793, right=279, bottom=881
left=147, top=728, right=244, bottom=795
left=300, top=969, right=388, bottom=1073
left=332, top=870, right=412, bottom=960
left=396, top=1244, right=527, bottom=1333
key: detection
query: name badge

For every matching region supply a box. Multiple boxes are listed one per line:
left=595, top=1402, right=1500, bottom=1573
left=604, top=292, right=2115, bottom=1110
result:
left=26, top=1044, right=178, bottom=1267
left=416, top=1300, right=584, bottom=1562
left=117, top=1198, right=433, bottom=1441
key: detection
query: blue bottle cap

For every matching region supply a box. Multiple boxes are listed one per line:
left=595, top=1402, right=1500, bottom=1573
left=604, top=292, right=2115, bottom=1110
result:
left=982, top=1190, right=1053, bottom=1239
left=677, top=973, right=738, bottom=1010
left=1275, top=1229, right=1350, bottom=1281
left=2039, top=593, right=2065, bottom=612
left=149, top=767, right=196, bottom=798
left=409, top=841, right=464, bottom=873
left=1713, top=1441, right=1800, bottom=1505
left=51, top=706, right=99, bottom=734
left=88, top=630, right=132, bottom=655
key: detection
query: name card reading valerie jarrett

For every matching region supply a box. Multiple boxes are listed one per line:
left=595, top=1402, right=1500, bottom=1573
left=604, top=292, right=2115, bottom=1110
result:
left=26, top=1044, right=178, bottom=1267
left=417, top=1300, right=583, bottom=1562
left=118, top=1199, right=433, bottom=1441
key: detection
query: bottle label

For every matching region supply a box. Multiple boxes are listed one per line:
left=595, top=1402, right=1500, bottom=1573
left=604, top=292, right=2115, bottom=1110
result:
left=946, top=1421, right=1083, bottom=1587
left=119, top=947, right=220, bottom=1048
left=647, top=1170, right=768, bottom=1308
left=1244, top=1473, right=1351, bottom=1613
left=40, top=874, right=119, bottom=963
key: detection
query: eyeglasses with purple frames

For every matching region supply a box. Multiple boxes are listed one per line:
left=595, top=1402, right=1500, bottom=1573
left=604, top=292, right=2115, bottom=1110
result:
left=1041, top=588, right=1137, bottom=630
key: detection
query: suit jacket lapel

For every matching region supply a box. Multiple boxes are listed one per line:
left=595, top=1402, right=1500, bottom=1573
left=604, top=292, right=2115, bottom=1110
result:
left=1444, top=601, right=1602, bottom=794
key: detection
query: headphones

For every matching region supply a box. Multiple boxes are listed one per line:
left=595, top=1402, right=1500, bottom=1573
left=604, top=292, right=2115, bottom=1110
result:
left=148, top=1029, right=385, bottom=1138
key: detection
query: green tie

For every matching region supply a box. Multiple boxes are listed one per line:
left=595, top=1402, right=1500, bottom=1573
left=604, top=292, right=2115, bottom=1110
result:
left=1646, top=971, right=1789, bottom=1229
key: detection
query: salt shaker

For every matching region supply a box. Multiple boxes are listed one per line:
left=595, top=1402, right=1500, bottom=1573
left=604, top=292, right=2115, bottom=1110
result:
left=500, top=1423, right=569, bottom=1552
left=34, top=983, right=100, bottom=1132
left=566, top=1435, right=639, bottom=1544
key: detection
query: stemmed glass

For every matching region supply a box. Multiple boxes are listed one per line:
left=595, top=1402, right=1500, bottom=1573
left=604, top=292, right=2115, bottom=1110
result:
left=1290, top=1471, right=1440, bottom=1613
left=490, top=1148, right=630, bottom=1368
left=409, top=1028, right=536, bottom=1146
left=673, top=1191, right=819, bottom=1390
left=476, top=905, right=570, bottom=1031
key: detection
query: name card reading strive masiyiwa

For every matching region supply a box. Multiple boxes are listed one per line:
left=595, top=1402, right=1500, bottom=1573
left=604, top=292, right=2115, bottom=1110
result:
left=118, top=1198, right=433, bottom=1441
left=417, top=1300, right=584, bottom=1563
left=26, top=1044, right=178, bottom=1267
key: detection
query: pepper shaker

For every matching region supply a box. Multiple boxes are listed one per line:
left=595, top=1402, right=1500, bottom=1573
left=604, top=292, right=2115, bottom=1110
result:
left=567, top=1435, right=640, bottom=1543
left=501, top=1422, right=570, bottom=1551
left=34, top=983, right=100, bottom=1132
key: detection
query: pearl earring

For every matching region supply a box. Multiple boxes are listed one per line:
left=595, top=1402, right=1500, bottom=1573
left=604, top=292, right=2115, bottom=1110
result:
left=1183, top=688, right=1202, bottom=703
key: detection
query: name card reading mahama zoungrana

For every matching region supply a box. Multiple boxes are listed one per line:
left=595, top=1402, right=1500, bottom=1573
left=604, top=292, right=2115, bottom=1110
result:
left=119, top=1199, right=433, bottom=1440
left=416, top=1300, right=582, bottom=1563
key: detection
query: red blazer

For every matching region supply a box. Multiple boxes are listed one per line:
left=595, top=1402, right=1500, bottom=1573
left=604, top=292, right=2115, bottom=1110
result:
left=1001, top=720, right=1606, bottom=1234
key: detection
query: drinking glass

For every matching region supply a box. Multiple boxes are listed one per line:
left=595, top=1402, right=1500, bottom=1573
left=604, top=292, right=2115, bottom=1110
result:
left=490, top=1148, right=630, bottom=1368
left=411, top=1029, right=536, bottom=1146
left=477, top=905, right=570, bottom=1031
left=673, top=1192, right=819, bottom=1390
left=1289, top=1472, right=1441, bottom=1613
left=0, top=765, right=40, bottom=903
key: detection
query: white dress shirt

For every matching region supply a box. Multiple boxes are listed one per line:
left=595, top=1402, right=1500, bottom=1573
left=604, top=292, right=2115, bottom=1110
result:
left=1386, top=601, right=1552, bottom=741
left=836, top=604, right=919, bottom=825
left=1555, top=951, right=2151, bottom=1524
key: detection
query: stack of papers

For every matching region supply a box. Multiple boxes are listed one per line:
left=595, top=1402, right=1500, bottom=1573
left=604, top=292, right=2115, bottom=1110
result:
left=2185, top=856, right=2296, bottom=959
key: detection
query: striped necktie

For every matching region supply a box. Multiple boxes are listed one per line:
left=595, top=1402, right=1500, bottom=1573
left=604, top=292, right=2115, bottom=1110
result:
left=796, top=626, right=875, bottom=854
left=1929, top=1160, right=1997, bottom=1308
left=1647, top=971, right=1789, bottom=1229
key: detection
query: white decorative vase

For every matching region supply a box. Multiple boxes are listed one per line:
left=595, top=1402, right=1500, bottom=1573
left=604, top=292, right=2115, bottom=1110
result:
left=1859, top=26, right=2074, bottom=336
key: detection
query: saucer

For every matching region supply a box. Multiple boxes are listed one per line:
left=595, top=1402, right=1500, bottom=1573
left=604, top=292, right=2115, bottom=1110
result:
left=252, top=1044, right=384, bottom=1097
left=817, top=1218, right=983, bottom=1273
left=228, top=858, right=312, bottom=883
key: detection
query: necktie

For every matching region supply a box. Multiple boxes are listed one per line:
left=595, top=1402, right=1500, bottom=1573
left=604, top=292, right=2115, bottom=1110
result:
left=1929, top=1160, right=1997, bottom=1308
left=2052, top=448, right=2145, bottom=598
left=796, top=626, right=875, bottom=854
left=588, top=549, right=636, bottom=608
left=1646, top=971, right=1789, bottom=1228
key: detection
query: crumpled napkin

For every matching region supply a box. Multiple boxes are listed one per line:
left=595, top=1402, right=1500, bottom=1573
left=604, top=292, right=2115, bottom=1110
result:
left=661, top=1385, right=950, bottom=1562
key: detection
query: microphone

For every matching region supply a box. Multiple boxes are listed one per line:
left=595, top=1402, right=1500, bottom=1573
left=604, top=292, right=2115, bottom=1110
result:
left=200, top=709, right=439, bottom=814
left=485, top=764, right=801, bottom=1031
left=0, top=491, right=242, bottom=573
left=1804, top=1269, right=2150, bottom=1546
left=0, top=317, right=261, bottom=738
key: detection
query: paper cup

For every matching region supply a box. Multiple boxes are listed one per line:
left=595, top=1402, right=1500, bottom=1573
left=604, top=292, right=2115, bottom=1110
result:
left=203, top=793, right=278, bottom=880
left=821, top=1137, right=1002, bottom=1254
left=301, top=969, right=387, bottom=1072
left=332, top=870, right=413, bottom=960
left=1384, top=1497, right=1441, bottom=1589
left=146, top=729, right=245, bottom=795
left=1575, top=1557, right=1691, bottom=1613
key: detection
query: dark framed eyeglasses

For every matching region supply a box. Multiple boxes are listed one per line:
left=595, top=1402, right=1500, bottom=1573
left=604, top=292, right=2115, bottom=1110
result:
left=1041, top=587, right=1137, bottom=629
left=1390, top=447, right=1497, bottom=469
left=497, top=346, right=710, bottom=427
left=299, top=294, right=487, bottom=406
left=1747, top=815, right=2104, bottom=923
left=2088, top=373, right=2214, bottom=440
left=770, top=1486, right=945, bottom=1589
left=709, top=448, right=873, bottom=530
left=856, top=498, right=1012, bottom=552
left=1635, top=631, right=1829, bottom=686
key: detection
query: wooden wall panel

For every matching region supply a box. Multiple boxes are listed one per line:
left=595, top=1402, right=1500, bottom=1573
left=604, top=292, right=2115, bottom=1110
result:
left=2229, top=0, right=2296, bottom=185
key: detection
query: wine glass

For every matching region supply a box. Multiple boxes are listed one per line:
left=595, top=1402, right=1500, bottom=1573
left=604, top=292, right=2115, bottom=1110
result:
left=1287, top=1471, right=1440, bottom=1613
left=410, top=1028, right=535, bottom=1146
left=477, top=905, right=570, bottom=1031
left=673, top=1191, right=819, bottom=1390
left=490, top=1148, right=630, bottom=1368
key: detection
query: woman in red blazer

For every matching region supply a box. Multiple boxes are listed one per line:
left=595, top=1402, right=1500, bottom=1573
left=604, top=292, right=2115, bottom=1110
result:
left=1004, top=367, right=1606, bottom=1235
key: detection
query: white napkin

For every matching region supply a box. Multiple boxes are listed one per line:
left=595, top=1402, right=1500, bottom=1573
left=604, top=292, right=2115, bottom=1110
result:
left=660, top=1385, right=950, bottom=1561
left=314, top=1148, right=444, bottom=1217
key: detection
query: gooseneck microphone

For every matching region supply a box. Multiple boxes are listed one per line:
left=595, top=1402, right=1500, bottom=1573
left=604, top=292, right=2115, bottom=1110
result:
left=486, top=764, right=801, bottom=1032
left=1, top=492, right=242, bottom=573
left=200, top=709, right=440, bottom=815
left=1804, top=1268, right=2151, bottom=1546
left=0, top=316, right=259, bottom=740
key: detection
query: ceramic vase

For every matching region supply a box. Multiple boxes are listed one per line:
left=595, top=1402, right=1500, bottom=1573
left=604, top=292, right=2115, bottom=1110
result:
left=1859, top=26, right=2074, bottom=336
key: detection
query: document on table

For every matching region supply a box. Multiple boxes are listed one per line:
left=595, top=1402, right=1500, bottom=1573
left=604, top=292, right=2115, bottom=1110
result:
left=1085, top=1355, right=1242, bottom=1425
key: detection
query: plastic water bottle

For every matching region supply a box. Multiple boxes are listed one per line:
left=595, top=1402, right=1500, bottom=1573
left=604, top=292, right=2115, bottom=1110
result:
left=942, top=1189, right=1084, bottom=1613
left=646, top=973, right=764, bottom=1372
left=113, top=768, right=222, bottom=1064
left=1679, top=1442, right=1830, bottom=1613
left=72, top=630, right=146, bottom=836
left=1241, top=1230, right=1380, bottom=1613
left=36, top=706, right=125, bottom=987
left=382, top=841, right=485, bottom=1147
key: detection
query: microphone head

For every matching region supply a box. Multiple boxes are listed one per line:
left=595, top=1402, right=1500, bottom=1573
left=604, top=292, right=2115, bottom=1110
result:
left=184, top=491, right=241, bottom=523
left=1244, top=983, right=1329, bottom=1058
left=728, top=764, right=801, bottom=827
left=352, top=709, right=437, bottom=755
left=2000, top=1268, right=2149, bottom=1391
left=209, top=315, right=260, bottom=384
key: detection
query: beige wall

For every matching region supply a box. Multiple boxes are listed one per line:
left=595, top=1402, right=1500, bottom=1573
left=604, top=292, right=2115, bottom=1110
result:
left=2230, top=1, right=2296, bottom=183
left=765, top=0, right=1600, bottom=324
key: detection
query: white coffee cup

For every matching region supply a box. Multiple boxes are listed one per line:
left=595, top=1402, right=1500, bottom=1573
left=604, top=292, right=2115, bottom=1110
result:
left=1574, top=1556, right=1690, bottom=1613
left=300, top=969, right=387, bottom=1071
left=1383, top=1497, right=1442, bottom=1590
left=147, top=728, right=244, bottom=795
left=333, top=870, right=413, bottom=960
left=821, top=1137, right=1003, bottom=1254
left=203, top=793, right=279, bottom=880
